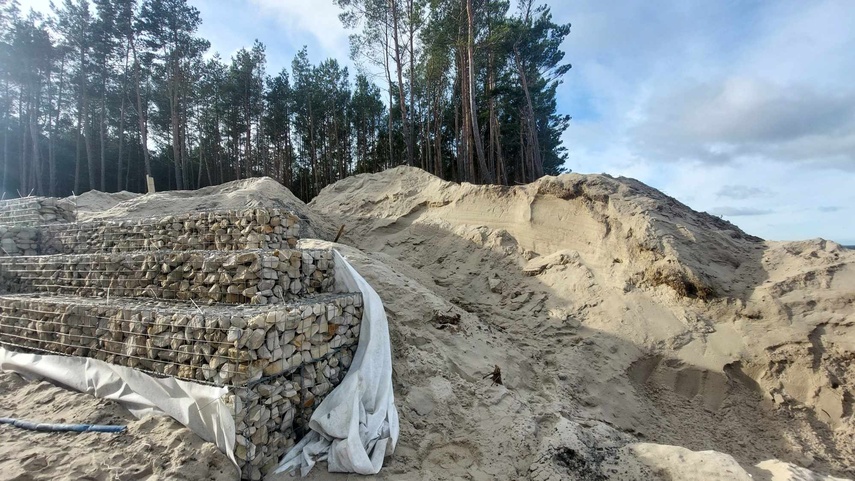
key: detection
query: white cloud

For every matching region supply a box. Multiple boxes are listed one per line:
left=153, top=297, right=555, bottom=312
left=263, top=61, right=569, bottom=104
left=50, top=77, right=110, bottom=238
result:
left=711, top=207, right=773, bottom=217
left=248, top=0, right=351, bottom=61
left=632, top=77, right=855, bottom=168
left=715, top=185, right=770, bottom=200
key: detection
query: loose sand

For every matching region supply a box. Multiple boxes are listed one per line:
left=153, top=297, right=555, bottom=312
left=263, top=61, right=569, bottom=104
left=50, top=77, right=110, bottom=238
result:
left=0, top=371, right=234, bottom=480
left=1, top=167, right=851, bottom=480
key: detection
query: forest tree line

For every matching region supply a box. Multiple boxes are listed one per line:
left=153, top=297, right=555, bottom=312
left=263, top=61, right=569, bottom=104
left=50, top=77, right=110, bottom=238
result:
left=0, top=0, right=571, bottom=200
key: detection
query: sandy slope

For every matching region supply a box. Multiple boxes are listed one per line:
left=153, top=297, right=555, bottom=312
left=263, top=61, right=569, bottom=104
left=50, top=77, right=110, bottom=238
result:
left=307, top=167, right=854, bottom=480
left=0, top=371, right=235, bottom=481
left=0, top=169, right=852, bottom=480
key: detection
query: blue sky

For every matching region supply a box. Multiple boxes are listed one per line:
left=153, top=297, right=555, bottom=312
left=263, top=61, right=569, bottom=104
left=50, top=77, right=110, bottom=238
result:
left=20, top=0, right=855, bottom=244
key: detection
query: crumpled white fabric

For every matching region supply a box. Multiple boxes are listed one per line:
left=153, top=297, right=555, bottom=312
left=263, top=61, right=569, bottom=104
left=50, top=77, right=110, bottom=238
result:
left=276, top=249, right=399, bottom=476
left=0, top=347, right=237, bottom=471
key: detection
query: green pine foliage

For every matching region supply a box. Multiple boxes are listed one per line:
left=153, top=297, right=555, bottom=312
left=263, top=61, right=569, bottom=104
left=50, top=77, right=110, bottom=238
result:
left=0, top=0, right=571, bottom=200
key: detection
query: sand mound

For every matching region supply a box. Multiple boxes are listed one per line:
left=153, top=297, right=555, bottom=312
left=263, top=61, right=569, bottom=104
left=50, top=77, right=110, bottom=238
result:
left=68, top=177, right=336, bottom=239
left=307, top=166, right=854, bottom=479
left=313, top=166, right=769, bottom=300
left=70, top=189, right=141, bottom=214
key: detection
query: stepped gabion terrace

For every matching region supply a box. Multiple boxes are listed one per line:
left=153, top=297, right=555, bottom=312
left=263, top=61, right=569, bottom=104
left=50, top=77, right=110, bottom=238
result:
left=0, top=197, right=362, bottom=480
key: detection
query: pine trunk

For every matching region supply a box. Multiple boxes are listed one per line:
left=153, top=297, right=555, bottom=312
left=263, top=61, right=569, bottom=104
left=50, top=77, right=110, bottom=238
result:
left=132, top=48, right=152, bottom=184
left=390, top=0, right=414, bottom=166
left=466, top=0, right=492, bottom=184
left=514, top=48, right=542, bottom=179
left=29, top=95, right=43, bottom=196
left=2, top=78, right=8, bottom=193
left=84, top=99, right=96, bottom=191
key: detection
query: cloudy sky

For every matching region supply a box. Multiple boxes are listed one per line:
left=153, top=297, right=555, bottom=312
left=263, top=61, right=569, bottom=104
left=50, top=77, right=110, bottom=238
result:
left=558, top=1, right=855, bottom=245
left=19, top=0, right=855, bottom=244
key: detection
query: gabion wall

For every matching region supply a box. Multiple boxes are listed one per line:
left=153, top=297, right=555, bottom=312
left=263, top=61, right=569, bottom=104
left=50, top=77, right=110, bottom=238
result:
left=0, top=199, right=364, bottom=480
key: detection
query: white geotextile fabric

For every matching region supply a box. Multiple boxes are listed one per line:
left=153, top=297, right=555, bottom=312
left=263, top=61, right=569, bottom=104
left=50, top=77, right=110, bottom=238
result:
left=276, top=250, right=399, bottom=476
left=0, top=347, right=238, bottom=468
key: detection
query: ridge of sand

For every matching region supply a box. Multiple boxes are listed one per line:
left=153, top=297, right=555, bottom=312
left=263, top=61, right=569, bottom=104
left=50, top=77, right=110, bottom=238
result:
left=0, top=169, right=850, bottom=480
left=308, top=167, right=854, bottom=479
left=68, top=176, right=335, bottom=239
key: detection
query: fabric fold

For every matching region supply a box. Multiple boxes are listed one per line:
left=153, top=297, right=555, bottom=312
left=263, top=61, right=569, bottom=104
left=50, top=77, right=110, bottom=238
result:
left=276, top=249, right=399, bottom=475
